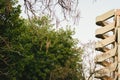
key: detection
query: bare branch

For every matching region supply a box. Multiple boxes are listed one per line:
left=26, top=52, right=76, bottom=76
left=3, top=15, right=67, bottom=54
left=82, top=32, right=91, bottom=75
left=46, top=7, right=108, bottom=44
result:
left=22, top=0, right=80, bottom=26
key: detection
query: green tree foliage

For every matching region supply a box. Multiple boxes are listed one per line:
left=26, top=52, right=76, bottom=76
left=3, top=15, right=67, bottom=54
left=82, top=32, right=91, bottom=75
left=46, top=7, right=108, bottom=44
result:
left=0, top=0, right=25, bottom=79
left=18, top=17, right=83, bottom=80
left=0, top=0, right=83, bottom=80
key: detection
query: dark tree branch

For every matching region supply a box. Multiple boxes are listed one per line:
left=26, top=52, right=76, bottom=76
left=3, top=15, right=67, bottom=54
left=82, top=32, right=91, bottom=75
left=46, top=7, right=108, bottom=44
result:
left=23, top=0, right=80, bottom=26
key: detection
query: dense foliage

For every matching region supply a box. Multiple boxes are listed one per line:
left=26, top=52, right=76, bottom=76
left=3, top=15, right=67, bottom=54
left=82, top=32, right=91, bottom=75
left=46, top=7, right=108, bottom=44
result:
left=0, top=0, right=83, bottom=80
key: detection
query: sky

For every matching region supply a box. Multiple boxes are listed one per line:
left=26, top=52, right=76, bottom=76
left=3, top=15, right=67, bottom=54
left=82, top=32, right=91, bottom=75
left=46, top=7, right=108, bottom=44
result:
left=19, top=0, right=120, bottom=43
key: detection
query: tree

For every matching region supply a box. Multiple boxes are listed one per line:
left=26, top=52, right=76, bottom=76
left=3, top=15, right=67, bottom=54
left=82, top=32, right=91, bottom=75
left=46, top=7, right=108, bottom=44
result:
left=81, top=41, right=97, bottom=80
left=18, top=16, right=83, bottom=80
left=0, top=0, right=84, bottom=80
left=0, top=0, right=25, bottom=79
left=22, top=0, right=80, bottom=26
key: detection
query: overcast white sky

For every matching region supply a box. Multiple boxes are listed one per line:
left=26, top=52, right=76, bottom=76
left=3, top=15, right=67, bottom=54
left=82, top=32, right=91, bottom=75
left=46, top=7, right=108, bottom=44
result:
left=19, top=0, right=120, bottom=43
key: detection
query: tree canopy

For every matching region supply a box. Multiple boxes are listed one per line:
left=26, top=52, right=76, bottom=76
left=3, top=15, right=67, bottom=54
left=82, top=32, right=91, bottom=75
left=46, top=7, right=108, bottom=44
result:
left=0, top=0, right=84, bottom=80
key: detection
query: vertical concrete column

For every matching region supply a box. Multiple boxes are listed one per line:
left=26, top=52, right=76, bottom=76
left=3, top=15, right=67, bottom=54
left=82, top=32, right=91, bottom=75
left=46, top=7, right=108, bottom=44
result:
left=116, top=9, right=120, bottom=80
